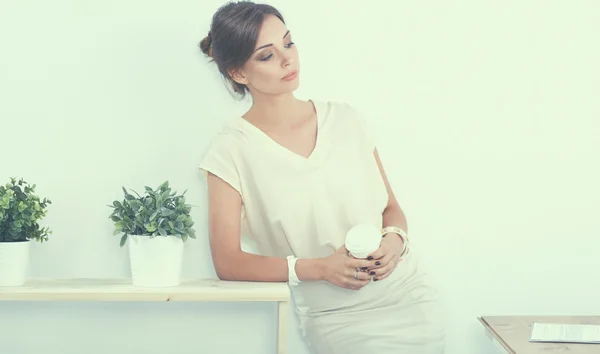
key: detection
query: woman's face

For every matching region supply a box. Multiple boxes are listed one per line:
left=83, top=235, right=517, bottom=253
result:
left=231, top=15, right=300, bottom=95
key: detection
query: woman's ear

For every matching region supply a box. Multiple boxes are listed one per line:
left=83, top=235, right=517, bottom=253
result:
left=229, top=68, right=249, bottom=85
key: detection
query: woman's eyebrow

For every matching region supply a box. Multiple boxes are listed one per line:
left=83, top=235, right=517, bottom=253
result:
left=253, top=30, right=291, bottom=53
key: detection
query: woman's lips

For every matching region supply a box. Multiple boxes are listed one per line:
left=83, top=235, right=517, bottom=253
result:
left=282, top=71, right=298, bottom=81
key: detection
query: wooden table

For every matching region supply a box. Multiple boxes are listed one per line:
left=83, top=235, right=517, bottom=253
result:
left=0, top=278, right=291, bottom=354
left=479, top=316, right=600, bottom=354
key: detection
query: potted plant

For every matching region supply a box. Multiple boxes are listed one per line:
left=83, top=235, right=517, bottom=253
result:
left=109, top=181, right=195, bottom=287
left=0, top=177, right=52, bottom=286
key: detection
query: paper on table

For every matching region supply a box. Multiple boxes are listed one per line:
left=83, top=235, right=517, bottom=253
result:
left=530, top=322, right=600, bottom=344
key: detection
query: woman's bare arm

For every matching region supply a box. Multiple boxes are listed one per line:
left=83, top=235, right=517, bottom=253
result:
left=373, top=149, right=408, bottom=233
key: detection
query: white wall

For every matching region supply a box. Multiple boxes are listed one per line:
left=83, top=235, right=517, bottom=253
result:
left=1, top=1, right=599, bottom=353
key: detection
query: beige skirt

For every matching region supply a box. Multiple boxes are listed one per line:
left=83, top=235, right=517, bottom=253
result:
left=291, top=250, right=446, bottom=354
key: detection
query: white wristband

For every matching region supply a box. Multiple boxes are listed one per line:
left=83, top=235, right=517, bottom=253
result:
left=286, top=255, right=301, bottom=286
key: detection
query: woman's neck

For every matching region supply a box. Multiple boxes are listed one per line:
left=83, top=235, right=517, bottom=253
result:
left=243, top=93, right=307, bottom=129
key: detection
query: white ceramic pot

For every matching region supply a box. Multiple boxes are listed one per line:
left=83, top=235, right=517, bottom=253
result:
left=128, top=235, right=184, bottom=287
left=0, top=240, right=30, bottom=287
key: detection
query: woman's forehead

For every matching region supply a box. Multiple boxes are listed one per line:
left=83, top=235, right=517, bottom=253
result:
left=255, top=15, right=288, bottom=47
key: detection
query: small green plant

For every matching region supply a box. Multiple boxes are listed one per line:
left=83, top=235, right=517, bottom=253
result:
left=108, top=181, right=196, bottom=247
left=0, top=177, right=52, bottom=243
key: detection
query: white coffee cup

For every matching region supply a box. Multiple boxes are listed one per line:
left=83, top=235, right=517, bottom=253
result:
left=345, top=224, right=382, bottom=259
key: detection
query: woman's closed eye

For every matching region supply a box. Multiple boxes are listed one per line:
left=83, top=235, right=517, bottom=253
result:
left=259, top=42, right=295, bottom=61
left=260, top=53, right=273, bottom=61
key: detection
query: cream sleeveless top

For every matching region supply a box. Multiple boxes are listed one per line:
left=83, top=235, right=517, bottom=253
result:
left=198, top=100, right=388, bottom=260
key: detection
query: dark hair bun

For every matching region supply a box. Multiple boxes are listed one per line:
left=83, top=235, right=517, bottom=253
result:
left=200, top=34, right=212, bottom=58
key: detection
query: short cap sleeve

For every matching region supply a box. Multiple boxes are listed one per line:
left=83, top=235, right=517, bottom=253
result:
left=198, top=133, right=242, bottom=196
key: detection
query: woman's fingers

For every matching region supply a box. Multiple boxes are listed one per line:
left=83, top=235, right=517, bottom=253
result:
left=366, top=244, right=388, bottom=260
left=338, top=265, right=373, bottom=289
left=346, top=265, right=373, bottom=280
left=371, top=256, right=399, bottom=281
left=341, top=273, right=371, bottom=289
left=347, top=257, right=378, bottom=270
left=368, top=251, right=394, bottom=270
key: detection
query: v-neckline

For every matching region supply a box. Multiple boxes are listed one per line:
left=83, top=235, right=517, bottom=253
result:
left=237, top=99, right=322, bottom=162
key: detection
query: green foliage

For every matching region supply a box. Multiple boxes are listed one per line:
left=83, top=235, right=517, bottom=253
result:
left=0, top=177, right=52, bottom=243
left=108, top=181, right=196, bottom=247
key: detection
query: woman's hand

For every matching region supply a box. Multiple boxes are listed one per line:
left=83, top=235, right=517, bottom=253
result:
left=366, top=234, right=407, bottom=281
left=321, top=245, right=378, bottom=290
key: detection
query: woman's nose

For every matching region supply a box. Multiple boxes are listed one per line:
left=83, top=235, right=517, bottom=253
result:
left=282, top=54, right=294, bottom=67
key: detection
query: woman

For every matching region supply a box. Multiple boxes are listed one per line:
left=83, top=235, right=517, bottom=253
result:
left=198, top=1, right=446, bottom=353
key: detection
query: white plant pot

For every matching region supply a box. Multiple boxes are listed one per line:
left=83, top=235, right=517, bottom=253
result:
left=128, top=235, right=184, bottom=287
left=0, top=240, right=30, bottom=287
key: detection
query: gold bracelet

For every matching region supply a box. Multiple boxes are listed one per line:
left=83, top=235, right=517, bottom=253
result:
left=381, top=226, right=409, bottom=258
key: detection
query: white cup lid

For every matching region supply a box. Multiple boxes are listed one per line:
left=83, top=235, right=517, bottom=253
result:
left=345, top=224, right=381, bottom=253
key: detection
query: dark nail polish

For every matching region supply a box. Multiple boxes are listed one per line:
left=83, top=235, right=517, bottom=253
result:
left=367, top=256, right=373, bottom=260
left=369, top=271, right=376, bottom=275
left=375, top=261, right=381, bottom=266
left=373, top=278, right=379, bottom=281
left=360, top=267, right=368, bottom=271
